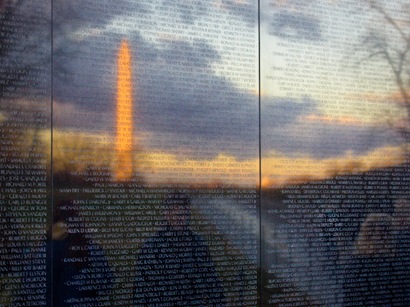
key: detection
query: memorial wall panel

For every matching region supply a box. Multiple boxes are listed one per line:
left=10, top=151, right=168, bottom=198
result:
left=1, top=0, right=410, bottom=306
left=261, top=0, right=410, bottom=306
left=52, top=0, right=258, bottom=306
left=0, top=1, right=51, bottom=306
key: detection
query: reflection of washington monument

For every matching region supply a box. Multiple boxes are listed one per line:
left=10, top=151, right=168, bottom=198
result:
left=114, top=40, right=133, bottom=181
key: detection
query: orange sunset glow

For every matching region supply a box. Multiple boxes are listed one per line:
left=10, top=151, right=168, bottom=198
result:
left=115, top=40, right=134, bottom=181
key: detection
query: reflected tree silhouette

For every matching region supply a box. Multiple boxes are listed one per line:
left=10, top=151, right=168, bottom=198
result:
left=358, top=0, right=410, bottom=153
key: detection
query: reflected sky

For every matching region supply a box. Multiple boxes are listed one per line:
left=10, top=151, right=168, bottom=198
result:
left=260, top=0, right=409, bottom=186
left=1, top=0, right=408, bottom=186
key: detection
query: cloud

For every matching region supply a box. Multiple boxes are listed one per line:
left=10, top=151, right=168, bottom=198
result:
left=159, top=0, right=256, bottom=26
left=261, top=97, right=400, bottom=158
left=53, top=0, right=148, bottom=35
left=262, top=96, right=318, bottom=128
left=53, top=31, right=259, bottom=159
left=53, top=23, right=398, bottom=161
left=10, top=0, right=396, bottom=162
left=0, top=0, right=151, bottom=99
left=161, top=0, right=209, bottom=24
left=0, top=1, right=52, bottom=96
left=128, top=36, right=259, bottom=159
left=220, top=0, right=256, bottom=24
left=263, top=122, right=390, bottom=158
left=301, top=114, right=367, bottom=126
left=269, top=11, right=322, bottom=41
left=262, top=144, right=406, bottom=187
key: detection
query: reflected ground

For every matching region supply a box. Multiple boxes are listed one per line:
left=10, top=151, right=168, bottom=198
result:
left=261, top=164, right=410, bottom=305
left=51, top=169, right=258, bottom=305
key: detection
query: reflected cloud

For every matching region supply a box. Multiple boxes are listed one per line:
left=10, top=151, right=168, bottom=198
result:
left=263, top=97, right=401, bottom=158
left=53, top=101, right=114, bottom=132
left=262, top=145, right=406, bottom=187
left=263, top=96, right=317, bottom=127
left=161, top=0, right=209, bottom=24
left=269, top=11, right=322, bottom=41
left=49, top=126, right=407, bottom=189
left=53, top=0, right=148, bottom=35
left=301, top=114, right=368, bottom=126
left=53, top=30, right=258, bottom=159
left=138, top=152, right=258, bottom=186
left=50, top=129, right=257, bottom=186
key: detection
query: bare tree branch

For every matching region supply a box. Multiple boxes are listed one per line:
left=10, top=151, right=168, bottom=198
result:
left=358, top=0, right=410, bottom=152
left=368, top=0, right=410, bottom=43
